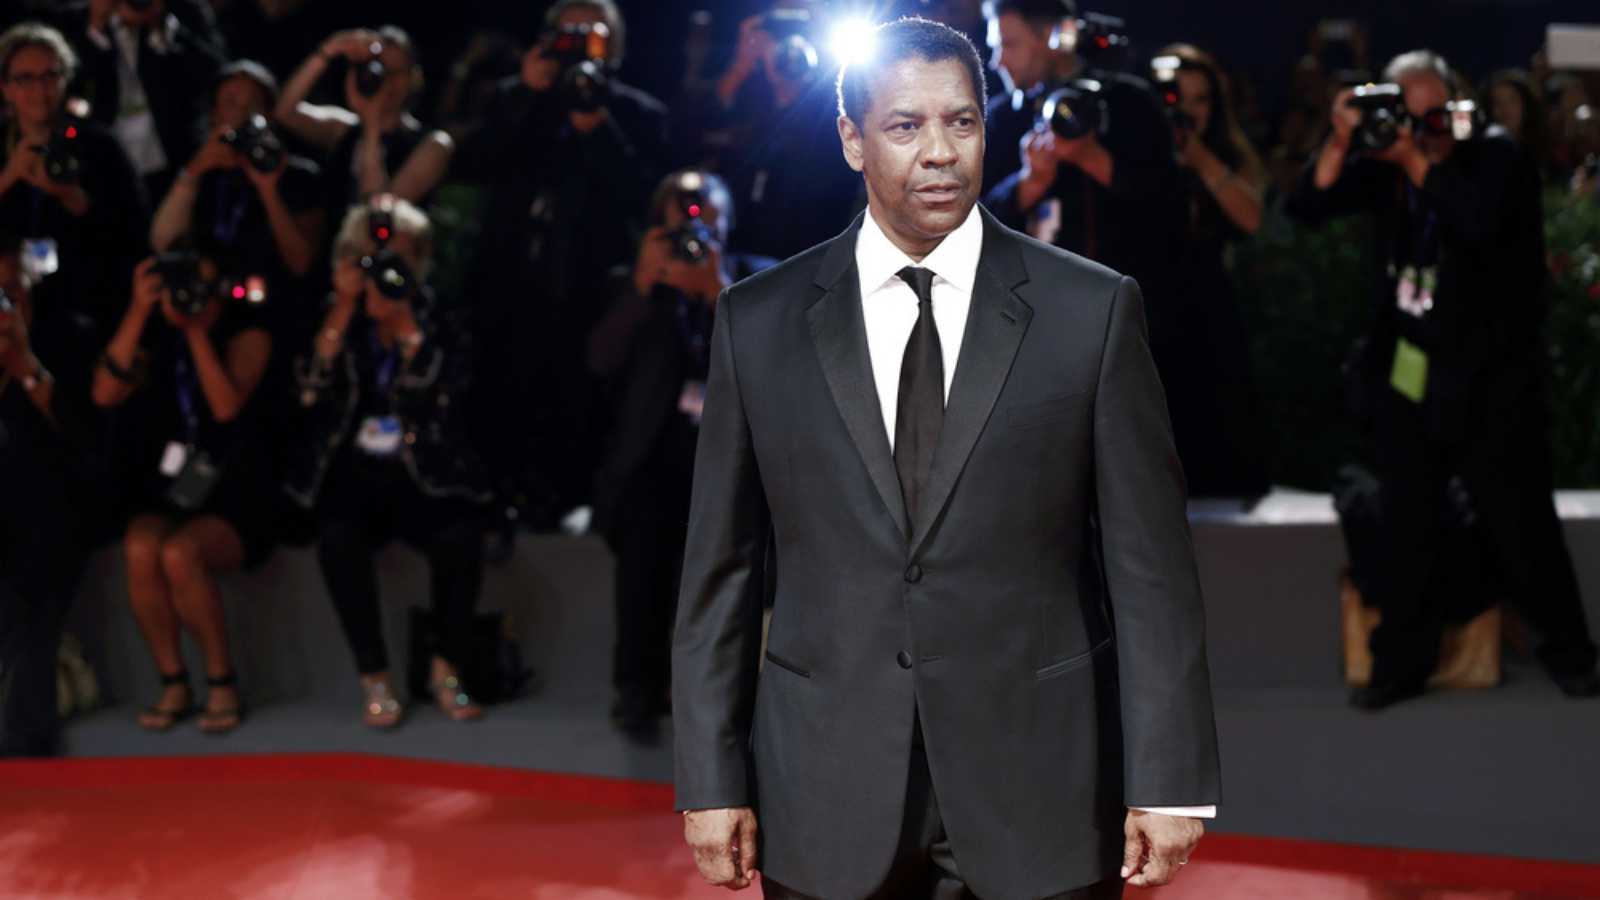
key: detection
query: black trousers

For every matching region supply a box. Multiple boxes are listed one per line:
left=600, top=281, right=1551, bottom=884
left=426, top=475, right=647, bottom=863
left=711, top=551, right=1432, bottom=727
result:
left=762, top=718, right=1125, bottom=900
left=0, top=457, right=86, bottom=756
left=315, top=464, right=485, bottom=676
left=608, top=422, right=695, bottom=700
left=1370, top=371, right=1597, bottom=684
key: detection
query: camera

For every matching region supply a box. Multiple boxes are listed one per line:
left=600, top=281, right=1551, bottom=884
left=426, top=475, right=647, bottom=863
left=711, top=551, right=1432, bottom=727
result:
left=761, top=8, right=813, bottom=41
left=354, top=41, right=387, bottom=99
left=368, top=197, right=396, bottom=249
left=772, top=34, right=819, bottom=83
left=1348, top=83, right=1408, bottom=152
left=1073, top=12, right=1130, bottom=71
left=154, top=251, right=266, bottom=317
left=1149, top=56, right=1196, bottom=149
left=542, top=22, right=612, bottom=113
left=668, top=181, right=715, bottom=264
left=0, top=285, right=13, bottom=316
left=1041, top=79, right=1107, bottom=141
left=35, top=122, right=81, bottom=186
left=219, top=114, right=283, bottom=174
left=360, top=249, right=417, bottom=301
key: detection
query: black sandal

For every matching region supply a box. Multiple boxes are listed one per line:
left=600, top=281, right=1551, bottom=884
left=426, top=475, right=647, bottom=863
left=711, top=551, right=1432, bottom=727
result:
left=138, top=669, right=195, bottom=732
left=198, top=671, right=245, bottom=735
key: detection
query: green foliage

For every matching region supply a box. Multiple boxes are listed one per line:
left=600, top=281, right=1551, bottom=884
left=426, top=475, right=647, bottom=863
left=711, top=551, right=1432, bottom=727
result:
left=1232, top=191, right=1600, bottom=489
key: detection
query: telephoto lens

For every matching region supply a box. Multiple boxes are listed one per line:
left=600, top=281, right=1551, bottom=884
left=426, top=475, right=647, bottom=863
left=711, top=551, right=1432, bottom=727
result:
left=355, top=42, right=387, bottom=98
left=39, top=122, right=82, bottom=185
left=772, top=35, right=819, bottom=83
left=360, top=249, right=416, bottom=301
left=1041, top=79, right=1106, bottom=141
left=1349, top=83, right=1407, bottom=152
left=220, top=114, right=284, bottom=174
left=154, top=252, right=212, bottom=318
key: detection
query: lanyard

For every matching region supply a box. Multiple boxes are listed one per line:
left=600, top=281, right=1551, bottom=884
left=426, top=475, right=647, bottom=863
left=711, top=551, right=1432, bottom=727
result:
left=173, top=346, right=201, bottom=445
left=1403, top=182, right=1440, bottom=268
left=212, top=171, right=250, bottom=246
left=367, top=324, right=400, bottom=397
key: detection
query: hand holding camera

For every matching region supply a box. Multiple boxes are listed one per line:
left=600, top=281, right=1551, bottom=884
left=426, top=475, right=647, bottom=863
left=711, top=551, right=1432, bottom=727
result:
left=0, top=286, right=34, bottom=378
left=633, top=227, right=725, bottom=303
left=322, top=30, right=383, bottom=65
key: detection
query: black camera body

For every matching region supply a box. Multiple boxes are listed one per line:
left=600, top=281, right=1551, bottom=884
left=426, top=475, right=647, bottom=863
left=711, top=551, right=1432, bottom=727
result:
left=220, top=114, right=284, bottom=174
left=666, top=182, right=716, bottom=264
left=1075, top=12, right=1131, bottom=71
left=37, top=122, right=82, bottom=186
left=1041, top=79, right=1108, bottom=141
left=360, top=249, right=417, bottom=301
left=354, top=41, right=387, bottom=99
left=1349, top=83, right=1407, bottom=152
left=1149, top=56, right=1195, bottom=149
left=154, top=251, right=265, bottom=317
left=543, top=23, right=612, bottom=113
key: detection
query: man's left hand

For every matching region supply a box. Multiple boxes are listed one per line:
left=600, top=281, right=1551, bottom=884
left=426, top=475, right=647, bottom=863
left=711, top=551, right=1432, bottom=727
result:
left=1121, top=809, right=1204, bottom=888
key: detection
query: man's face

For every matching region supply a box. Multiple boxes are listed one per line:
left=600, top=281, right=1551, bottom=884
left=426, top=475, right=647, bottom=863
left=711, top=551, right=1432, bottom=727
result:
left=987, top=12, right=1049, bottom=95
left=1, top=46, right=66, bottom=127
left=213, top=76, right=268, bottom=131
left=1399, top=71, right=1453, bottom=163
left=1489, top=82, right=1524, bottom=138
left=840, top=57, right=984, bottom=255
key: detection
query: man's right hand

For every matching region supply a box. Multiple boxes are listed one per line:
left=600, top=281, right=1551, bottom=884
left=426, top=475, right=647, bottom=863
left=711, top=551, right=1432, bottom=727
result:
left=1328, top=88, right=1359, bottom=151
left=521, top=45, right=559, bottom=94
left=683, top=806, right=759, bottom=890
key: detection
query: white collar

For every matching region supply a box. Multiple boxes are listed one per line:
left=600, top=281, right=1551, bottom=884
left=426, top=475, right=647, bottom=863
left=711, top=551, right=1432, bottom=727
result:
left=856, top=204, right=984, bottom=297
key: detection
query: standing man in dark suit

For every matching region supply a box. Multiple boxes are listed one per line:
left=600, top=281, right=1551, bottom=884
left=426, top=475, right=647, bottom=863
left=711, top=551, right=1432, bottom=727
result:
left=673, top=17, right=1219, bottom=900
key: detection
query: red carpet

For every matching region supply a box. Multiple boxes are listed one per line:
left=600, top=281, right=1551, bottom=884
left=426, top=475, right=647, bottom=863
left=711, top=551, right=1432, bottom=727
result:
left=2, top=754, right=1596, bottom=899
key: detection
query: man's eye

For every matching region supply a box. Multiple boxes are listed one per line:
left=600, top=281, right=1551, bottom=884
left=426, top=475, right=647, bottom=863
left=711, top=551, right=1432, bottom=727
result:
left=893, top=122, right=917, bottom=132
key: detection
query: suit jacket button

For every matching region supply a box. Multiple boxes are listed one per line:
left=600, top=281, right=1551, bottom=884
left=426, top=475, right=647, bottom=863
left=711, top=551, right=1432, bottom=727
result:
left=904, top=564, right=923, bottom=583
left=896, top=650, right=913, bottom=669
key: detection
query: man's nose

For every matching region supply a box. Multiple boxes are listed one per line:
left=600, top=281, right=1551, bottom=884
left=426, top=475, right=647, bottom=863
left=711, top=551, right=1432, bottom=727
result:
left=922, top=125, right=959, bottom=167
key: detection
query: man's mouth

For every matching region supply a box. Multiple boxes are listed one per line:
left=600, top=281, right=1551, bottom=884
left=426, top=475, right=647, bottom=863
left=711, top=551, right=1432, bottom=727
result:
left=914, top=183, right=964, bottom=202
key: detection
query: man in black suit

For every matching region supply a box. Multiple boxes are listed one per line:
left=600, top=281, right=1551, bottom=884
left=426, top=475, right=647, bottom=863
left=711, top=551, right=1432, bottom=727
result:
left=673, top=17, right=1219, bottom=900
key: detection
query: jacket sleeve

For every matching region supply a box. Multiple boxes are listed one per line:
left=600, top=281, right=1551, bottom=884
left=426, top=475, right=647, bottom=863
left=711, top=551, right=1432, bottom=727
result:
left=1416, top=138, right=1517, bottom=249
left=1092, top=275, right=1222, bottom=809
left=672, top=287, right=771, bottom=811
left=1284, top=150, right=1390, bottom=227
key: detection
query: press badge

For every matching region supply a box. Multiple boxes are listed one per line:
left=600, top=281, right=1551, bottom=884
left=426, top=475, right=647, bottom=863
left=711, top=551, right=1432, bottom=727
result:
left=356, top=415, right=403, bottom=457
left=159, top=441, right=190, bottom=477
left=678, top=380, right=706, bottom=425
left=1390, top=338, right=1429, bottom=404
left=21, top=238, right=59, bottom=280
left=1395, top=265, right=1436, bottom=318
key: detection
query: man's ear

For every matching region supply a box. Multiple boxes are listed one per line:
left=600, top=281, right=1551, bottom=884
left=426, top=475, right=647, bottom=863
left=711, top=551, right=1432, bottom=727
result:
left=838, top=114, right=865, bottom=174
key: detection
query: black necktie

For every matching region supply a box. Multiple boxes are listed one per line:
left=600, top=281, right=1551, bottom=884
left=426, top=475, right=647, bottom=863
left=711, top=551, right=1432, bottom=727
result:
left=894, top=266, right=944, bottom=530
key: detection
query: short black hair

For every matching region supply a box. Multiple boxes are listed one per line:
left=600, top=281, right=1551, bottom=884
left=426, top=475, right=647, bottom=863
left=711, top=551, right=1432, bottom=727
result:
left=981, top=0, right=1078, bottom=27
left=836, top=17, right=987, bottom=125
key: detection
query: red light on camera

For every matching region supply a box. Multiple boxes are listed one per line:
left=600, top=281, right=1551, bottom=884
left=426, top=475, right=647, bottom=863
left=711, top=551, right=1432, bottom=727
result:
left=687, top=204, right=702, bottom=218
left=64, top=126, right=78, bottom=139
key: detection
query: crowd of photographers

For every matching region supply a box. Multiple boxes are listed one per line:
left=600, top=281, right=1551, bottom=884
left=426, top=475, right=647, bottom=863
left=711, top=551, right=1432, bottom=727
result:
left=2, top=0, right=1599, bottom=757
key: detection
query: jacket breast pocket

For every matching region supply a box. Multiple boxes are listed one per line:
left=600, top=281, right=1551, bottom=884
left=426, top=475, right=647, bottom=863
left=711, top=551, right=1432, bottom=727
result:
left=1006, top=390, right=1092, bottom=431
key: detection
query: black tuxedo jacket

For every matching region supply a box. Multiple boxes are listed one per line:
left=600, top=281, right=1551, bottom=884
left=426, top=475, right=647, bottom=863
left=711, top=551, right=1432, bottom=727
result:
left=672, top=206, right=1220, bottom=900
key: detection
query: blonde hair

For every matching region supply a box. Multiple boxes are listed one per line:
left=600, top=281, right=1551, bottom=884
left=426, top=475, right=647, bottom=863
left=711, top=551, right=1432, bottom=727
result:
left=0, top=22, right=79, bottom=85
left=334, top=198, right=434, bottom=277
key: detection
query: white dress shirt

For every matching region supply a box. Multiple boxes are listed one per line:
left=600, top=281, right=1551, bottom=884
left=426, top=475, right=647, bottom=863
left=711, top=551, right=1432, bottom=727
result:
left=853, top=208, right=1216, bottom=821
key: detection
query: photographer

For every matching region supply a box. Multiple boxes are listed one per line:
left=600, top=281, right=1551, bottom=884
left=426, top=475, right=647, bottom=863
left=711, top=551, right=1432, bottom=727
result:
left=91, top=250, right=278, bottom=736
left=274, top=26, right=453, bottom=214
left=286, top=199, right=492, bottom=728
left=586, top=170, right=771, bottom=742
left=1, top=22, right=147, bottom=326
left=1151, top=44, right=1269, bottom=498
left=70, top=0, right=226, bottom=199
left=979, top=0, right=1187, bottom=381
left=696, top=3, right=862, bottom=260
left=149, top=61, right=324, bottom=287
left=458, top=0, right=667, bottom=522
left=1289, top=50, right=1600, bottom=709
left=0, top=233, right=104, bottom=757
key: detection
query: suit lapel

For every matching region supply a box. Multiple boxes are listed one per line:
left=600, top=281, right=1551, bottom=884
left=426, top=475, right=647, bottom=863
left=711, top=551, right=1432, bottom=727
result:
left=806, top=216, right=911, bottom=541
left=910, top=208, right=1033, bottom=557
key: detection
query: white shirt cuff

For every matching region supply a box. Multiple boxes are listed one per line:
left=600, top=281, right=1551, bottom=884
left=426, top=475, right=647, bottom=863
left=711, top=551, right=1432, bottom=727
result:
left=1132, top=805, right=1216, bottom=819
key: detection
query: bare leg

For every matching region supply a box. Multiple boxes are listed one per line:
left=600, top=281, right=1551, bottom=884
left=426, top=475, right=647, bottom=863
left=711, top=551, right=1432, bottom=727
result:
left=160, top=516, right=245, bottom=732
left=126, top=514, right=188, bottom=729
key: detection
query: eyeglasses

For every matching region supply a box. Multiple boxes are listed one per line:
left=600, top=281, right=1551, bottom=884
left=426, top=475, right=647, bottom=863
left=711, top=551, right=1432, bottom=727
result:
left=5, top=70, right=65, bottom=88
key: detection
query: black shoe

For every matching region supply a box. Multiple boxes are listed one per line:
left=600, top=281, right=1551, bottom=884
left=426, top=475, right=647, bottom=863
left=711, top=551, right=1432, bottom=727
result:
left=1554, top=670, right=1600, bottom=698
left=1349, top=678, right=1426, bottom=711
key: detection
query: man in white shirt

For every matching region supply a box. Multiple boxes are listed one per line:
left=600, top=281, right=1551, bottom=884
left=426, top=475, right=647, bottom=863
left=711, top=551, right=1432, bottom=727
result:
left=672, top=17, right=1218, bottom=899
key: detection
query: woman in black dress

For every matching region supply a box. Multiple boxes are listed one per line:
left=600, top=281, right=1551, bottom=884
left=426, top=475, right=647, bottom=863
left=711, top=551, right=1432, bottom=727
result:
left=93, top=253, right=277, bottom=736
